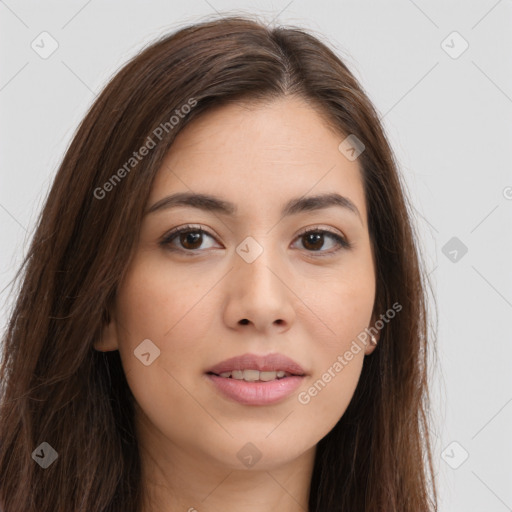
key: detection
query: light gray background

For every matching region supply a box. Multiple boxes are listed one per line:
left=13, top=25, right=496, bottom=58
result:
left=1, top=1, right=511, bottom=510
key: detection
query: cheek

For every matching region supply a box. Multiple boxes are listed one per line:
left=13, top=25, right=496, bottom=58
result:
left=117, top=249, right=212, bottom=330
left=113, top=253, right=238, bottom=438
left=299, top=264, right=375, bottom=409
left=295, top=276, right=373, bottom=431
left=113, top=261, right=216, bottom=441
left=305, top=262, right=376, bottom=348
left=298, top=351, right=365, bottom=429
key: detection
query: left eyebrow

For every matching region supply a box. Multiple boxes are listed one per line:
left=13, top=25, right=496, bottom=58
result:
left=145, top=191, right=362, bottom=223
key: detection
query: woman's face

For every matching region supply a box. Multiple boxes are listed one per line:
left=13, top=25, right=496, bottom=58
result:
left=97, top=95, right=377, bottom=472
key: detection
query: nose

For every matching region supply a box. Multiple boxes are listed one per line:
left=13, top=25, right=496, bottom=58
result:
left=223, top=240, right=296, bottom=334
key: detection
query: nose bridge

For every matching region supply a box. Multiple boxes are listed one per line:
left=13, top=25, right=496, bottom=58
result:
left=235, top=233, right=284, bottom=295
left=226, top=233, right=295, bottom=330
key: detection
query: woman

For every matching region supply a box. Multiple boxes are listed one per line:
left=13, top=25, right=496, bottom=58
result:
left=0, top=15, right=438, bottom=512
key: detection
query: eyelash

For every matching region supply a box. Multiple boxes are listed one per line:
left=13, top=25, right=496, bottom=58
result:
left=159, top=224, right=352, bottom=257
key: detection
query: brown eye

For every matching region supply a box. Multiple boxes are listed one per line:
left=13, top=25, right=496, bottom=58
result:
left=301, top=231, right=325, bottom=251
left=160, top=225, right=218, bottom=254
left=294, top=228, right=351, bottom=256
left=178, top=230, right=203, bottom=250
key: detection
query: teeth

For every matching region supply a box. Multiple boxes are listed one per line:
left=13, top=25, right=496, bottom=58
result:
left=217, top=369, right=292, bottom=381
left=243, top=369, right=260, bottom=381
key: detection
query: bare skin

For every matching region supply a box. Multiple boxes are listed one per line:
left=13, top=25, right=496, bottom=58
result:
left=95, top=95, right=378, bottom=512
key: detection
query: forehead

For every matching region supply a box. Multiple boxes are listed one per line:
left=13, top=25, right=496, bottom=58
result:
left=148, top=96, right=367, bottom=225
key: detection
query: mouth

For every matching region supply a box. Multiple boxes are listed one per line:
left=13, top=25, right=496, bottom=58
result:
left=204, top=353, right=307, bottom=405
left=206, top=369, right=302, bottom=382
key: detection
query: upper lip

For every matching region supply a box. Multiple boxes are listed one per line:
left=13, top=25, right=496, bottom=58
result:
left=206, top=353, right=306, bottom=376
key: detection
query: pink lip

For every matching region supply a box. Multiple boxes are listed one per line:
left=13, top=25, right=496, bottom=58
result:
left=206, top=352, right=306, bottom=376
left=205, top=352, right=307, bottom=406
left=205, top=374, right=304, bottom=405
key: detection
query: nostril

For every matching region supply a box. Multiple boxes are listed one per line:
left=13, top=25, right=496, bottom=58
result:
left=240, top=319, right=249, bottom=325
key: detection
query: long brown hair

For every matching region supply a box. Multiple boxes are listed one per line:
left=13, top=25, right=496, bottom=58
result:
left=0, top=14, right=438, bottom=511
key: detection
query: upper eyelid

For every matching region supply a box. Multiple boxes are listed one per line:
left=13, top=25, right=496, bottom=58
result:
left=162, top=224, right=347, bottom=242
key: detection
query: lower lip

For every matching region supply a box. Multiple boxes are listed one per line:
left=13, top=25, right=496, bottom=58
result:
left=205, top=374, right=304, bottom=405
